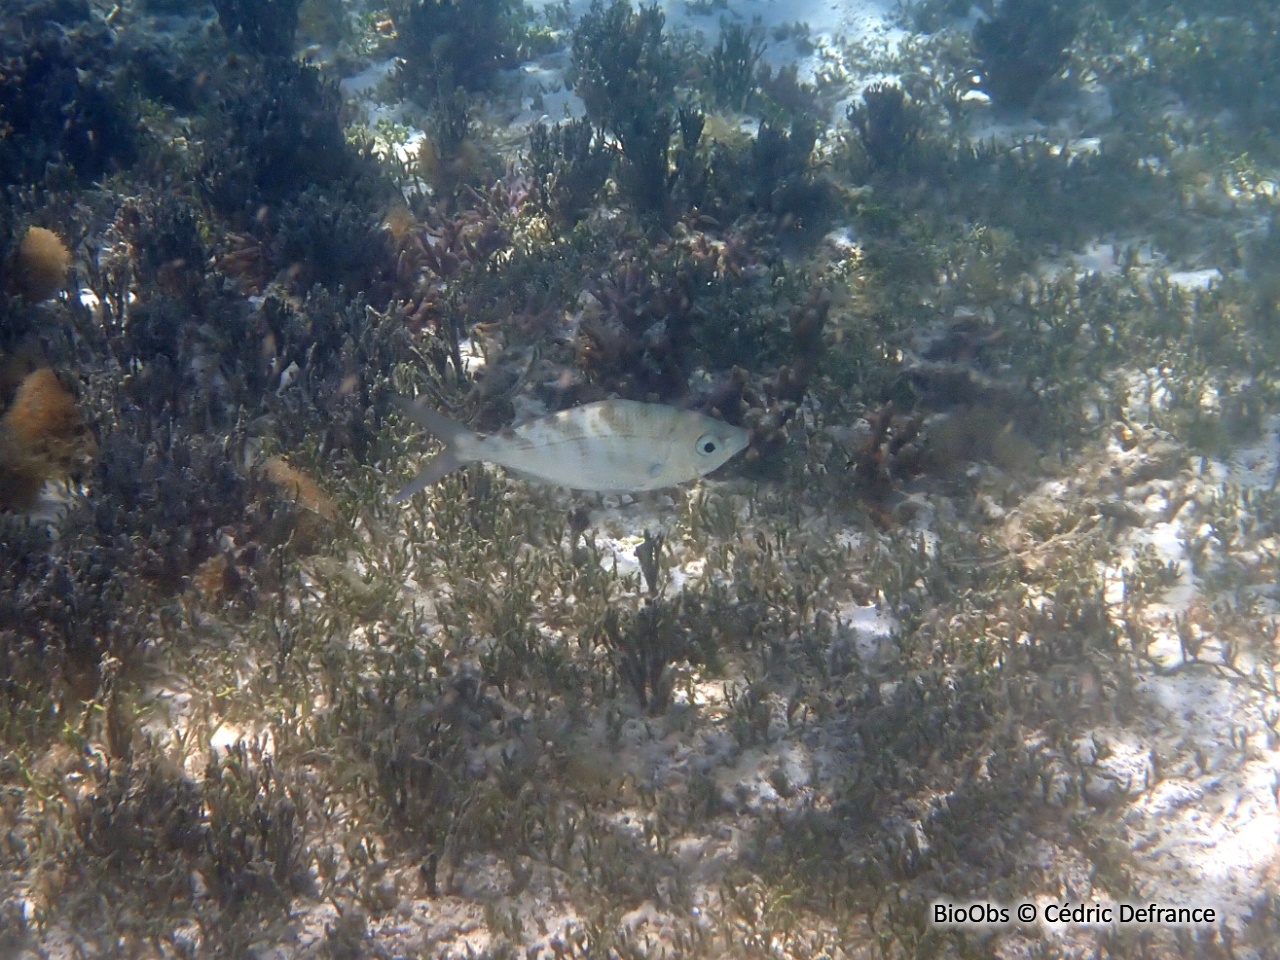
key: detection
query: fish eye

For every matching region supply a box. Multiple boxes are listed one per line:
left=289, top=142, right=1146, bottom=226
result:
left=696, top=434, right=718, bottom=456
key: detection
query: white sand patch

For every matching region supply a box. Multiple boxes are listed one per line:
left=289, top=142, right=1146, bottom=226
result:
left=1167, top=268, right=1222, bottom=290
left=833, top=598, right=897, bottom=664
left=1086, top=417, right=1280, bottom=949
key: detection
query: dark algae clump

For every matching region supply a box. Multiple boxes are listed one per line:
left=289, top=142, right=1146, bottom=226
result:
left=972, top=0, right=1080, bottom=109
left=213, top=0, right=303, bottom=58
left=0, top=1, right=138, bottom=186
left=706, top=19, right=766, bottom=112
left=847, top=82, right=923, bottom=172
left=527, top=118, right=613, bottom=226
left=201, top=58, right=377, bottom=214
left=569, top=0, right=680, bottom=215
left=390, top=0, right=526, bottom=95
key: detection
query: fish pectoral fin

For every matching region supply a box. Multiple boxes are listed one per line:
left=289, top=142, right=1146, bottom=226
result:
left=647, top=461, right=665, bottom=478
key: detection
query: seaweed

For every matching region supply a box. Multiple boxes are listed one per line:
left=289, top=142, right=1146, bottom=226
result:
left=750, top=118, right=817, bottom=204
left=577, top=250, right=695, bottom=400
left=706, top=19, right=766, bottom=112
left=570, top=0, right=679, bottom=215
left=754, top=62, right=821, bottom=123
left=70, top=753, right=206, bottom=898
left=115, top=193, right=208, bottom=303
left=6, top=0, right=1280, bottom=954
left=0, top=12, right=138, bottom=187
left=254, top=285, right=415, bottom=460
left=528, top=118, right=614, bottom=225
left=726, top=116, right=832, bottom=231
left=1243, top=212, right=1280, bottom=330
left=273, top=186, right=396, bottom=298
left=413, top=89, right=494, bottom=202
left=201, top=741, right=314, bottom=912
left=847, top=82, right=922, bottom=172
left=0, top=412, right=295, bottom=717
left=972, top=0, right=1079, bottom=109
left=902, top=0, right=978, bottom=32
left=600, top=602, right=685, bottom=713
left=201, top=59, right=374, bottom=216
left=121, top=39, right=201, bottom=113
left=390, top=0, right=525, bottom=96
left=570, top=0, right=676, bottom=139
left=66, top=737, right=311, bottom=945
left=1143, top=6, right=1280, bottom=133
left=213, top=0, right=303, bottom=58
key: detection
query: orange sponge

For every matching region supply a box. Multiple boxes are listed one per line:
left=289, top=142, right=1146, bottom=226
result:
left=13, top=227, right=72, bottom=301
left=265, top=456, right=338, bottom=521
left=0, top=368, right=97, bottom=511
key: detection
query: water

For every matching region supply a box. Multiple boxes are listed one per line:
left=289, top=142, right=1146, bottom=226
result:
left=1, top=0, right=1278, bottom=956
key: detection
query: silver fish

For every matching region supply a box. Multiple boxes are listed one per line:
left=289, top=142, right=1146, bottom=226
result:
left=393, top=397, right=749, bottom=501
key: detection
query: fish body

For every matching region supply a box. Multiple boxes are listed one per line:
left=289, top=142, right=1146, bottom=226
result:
left=393, top=397, right=749, bottom=501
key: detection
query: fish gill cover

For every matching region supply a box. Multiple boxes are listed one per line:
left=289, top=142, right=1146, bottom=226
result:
left=1, top=0, right=1280, bottom=956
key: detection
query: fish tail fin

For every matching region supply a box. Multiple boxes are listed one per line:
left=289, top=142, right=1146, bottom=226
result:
left=393, top=452, right=464, bottom=503
left=392, top=397, right=478, bottom=502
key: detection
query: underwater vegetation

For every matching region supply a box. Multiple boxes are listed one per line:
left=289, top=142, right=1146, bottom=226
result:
left=3, top=0, right=1280, bottom=956
left=846, top=82, right=923, bottom=173
left=559, top=0, right=833, bottom=226
left=570, top=0, right=681, bottom=215
left=0, top=1, right=138, bottom=187
left=200, top=57, right=384, bottom=216
left=1120, top=0, right=1280, bottom=133
left=390, top=0, right=526, bottom=96
left=971, top=0, right=1080, bottom=109
left=527, top=118, right=613, bottom=226
left=744, top=117, right=828, bottom=224
left=706, top=19, right=766, bottom=113
left=411, top=89, right=498, bottom=204
left=213, top=0, right=302, bottom=58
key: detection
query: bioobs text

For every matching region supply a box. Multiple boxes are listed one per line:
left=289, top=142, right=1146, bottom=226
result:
left=933, top=902, right=1009, bottom=925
